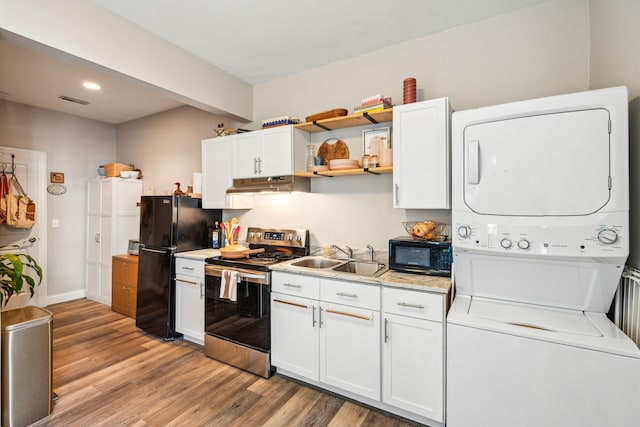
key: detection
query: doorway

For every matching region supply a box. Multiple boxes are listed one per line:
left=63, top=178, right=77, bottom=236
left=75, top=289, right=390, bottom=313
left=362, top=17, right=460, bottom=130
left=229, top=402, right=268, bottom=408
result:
left=0, top=147, right=47, bottom=309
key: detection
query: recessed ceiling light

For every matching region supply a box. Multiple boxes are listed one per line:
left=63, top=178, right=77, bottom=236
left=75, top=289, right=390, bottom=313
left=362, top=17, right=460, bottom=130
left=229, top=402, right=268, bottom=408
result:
left=82, top=82, right=101, bottom=91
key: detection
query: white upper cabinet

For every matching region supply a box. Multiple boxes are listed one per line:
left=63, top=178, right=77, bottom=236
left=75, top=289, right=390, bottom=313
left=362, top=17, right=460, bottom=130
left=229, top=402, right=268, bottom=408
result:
left=201, top=136, right=253, bottom=209
left=231, top=125, right=308, bottom=179
left=392, top=98, right=451, bottom=209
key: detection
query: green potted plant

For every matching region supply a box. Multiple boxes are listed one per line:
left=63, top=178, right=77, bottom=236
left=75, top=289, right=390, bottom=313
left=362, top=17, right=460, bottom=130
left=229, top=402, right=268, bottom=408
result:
left=0, top=250, right=43, bottom=308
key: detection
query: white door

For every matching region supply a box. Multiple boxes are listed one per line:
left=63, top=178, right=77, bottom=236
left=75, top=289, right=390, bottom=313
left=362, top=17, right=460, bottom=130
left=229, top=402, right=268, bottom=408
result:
left=232, top=132, right=262, bottom=178
left=175, top=274, right=204, bottom=344
left=319, top=302, right=380, bottom=400
left=382, top=313, right=443, bottom=421
left=270, top=292, right=319, bottom=381
left=393, top=98, right=450, bottom=209
left=463, top=109, right=611, bottom=216
left=0, top=147, right=47, bottom=308
left=261, top=126, right=292, bottom=177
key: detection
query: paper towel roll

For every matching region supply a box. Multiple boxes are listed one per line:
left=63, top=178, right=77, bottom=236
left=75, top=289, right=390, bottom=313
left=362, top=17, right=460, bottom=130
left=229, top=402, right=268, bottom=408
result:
left=193, top=172, right=202, bottom=194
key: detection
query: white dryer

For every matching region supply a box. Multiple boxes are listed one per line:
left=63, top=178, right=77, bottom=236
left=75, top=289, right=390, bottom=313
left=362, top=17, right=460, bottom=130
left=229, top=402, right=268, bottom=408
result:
left=448, top=87, right=640, bottom=427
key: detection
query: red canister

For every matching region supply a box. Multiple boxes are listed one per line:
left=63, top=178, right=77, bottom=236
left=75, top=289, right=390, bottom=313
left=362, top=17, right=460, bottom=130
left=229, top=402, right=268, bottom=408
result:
left=403, top=78, right=416, bottom=104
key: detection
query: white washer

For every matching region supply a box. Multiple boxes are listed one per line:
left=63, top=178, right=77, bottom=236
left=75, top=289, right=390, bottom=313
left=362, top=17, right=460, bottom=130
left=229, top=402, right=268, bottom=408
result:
left=448, top=87, right=640, bottom=427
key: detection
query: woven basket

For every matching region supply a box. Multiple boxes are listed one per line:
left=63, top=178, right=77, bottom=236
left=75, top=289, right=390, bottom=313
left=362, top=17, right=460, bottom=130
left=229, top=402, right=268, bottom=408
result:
left=103, top=163, right=133, bottom=177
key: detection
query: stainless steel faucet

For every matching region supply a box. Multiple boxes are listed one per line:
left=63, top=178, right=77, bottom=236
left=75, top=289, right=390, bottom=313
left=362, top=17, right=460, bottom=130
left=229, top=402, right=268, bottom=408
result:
left=366, top=244, right=375, bottom=262
left=331, top=244, right=353, bottom=259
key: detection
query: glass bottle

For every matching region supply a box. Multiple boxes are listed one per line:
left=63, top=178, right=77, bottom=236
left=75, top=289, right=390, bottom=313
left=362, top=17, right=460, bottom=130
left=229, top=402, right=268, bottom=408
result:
left=306, top=144, right=316, bottom=171
left=212, top=221, right=220, bottom=248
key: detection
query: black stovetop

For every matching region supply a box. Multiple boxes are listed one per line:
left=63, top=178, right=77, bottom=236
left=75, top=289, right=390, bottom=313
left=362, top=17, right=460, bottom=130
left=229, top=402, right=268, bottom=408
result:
left=205, top=227, right=309, bottom=272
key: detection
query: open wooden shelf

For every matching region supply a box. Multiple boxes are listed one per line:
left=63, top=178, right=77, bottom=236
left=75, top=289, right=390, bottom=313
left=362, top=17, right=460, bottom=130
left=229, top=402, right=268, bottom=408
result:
left=295, top=166, right=392, bottom=178
left=295, top=109, right=393, bottom=133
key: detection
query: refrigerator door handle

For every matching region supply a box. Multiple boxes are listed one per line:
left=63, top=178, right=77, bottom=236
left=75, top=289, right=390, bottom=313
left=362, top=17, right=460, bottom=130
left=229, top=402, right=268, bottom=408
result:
left=141, top=247, right=166, bottom=254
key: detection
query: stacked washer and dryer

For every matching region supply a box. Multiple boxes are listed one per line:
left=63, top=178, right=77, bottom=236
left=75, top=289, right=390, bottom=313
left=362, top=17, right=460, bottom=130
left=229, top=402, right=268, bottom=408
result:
left=447, top=87, right=640, bottom=426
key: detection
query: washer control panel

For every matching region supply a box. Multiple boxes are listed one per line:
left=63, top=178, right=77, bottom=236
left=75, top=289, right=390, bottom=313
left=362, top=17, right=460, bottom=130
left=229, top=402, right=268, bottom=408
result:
left=453, top=219, right=627, bottom=258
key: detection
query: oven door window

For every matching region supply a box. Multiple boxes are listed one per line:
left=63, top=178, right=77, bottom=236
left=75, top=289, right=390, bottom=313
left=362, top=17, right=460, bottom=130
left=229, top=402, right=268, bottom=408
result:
left=205, top=274, right=269, bottom=352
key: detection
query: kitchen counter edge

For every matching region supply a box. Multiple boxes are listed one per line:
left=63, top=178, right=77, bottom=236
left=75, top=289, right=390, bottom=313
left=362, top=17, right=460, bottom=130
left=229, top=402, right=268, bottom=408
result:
left=270, top=259, right=451, bottom=294
left=175, top=248, right=221, bottom=260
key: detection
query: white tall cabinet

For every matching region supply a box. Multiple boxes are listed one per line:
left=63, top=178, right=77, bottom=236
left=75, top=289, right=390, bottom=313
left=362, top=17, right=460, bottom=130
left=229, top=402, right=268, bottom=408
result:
left=86, top=178, right=142, bottom=305
left=392, top=97, right=451, bottom=209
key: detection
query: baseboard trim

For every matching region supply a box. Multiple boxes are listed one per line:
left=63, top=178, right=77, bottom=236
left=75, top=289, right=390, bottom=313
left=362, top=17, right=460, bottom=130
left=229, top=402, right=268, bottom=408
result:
left=45, top=290, right=86, bottom=306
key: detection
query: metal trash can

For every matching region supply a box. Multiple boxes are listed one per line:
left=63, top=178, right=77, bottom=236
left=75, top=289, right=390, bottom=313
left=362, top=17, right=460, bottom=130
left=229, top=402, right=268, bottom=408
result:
left=1, top=306, right=53, bottom=427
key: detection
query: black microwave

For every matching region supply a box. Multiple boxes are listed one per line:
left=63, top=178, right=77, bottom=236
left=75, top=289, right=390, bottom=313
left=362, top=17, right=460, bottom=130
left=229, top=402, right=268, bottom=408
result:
left=388, top=237, right=452, bottom=276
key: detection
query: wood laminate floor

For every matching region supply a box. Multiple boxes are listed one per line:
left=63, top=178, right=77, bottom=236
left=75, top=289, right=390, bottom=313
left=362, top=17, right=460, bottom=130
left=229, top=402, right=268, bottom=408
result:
left=32, top=299, right=423, bottom=427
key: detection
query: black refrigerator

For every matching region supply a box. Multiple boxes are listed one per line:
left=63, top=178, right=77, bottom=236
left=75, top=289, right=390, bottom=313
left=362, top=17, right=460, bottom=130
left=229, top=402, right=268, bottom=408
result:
left=136, top=195, right=222, bottom=339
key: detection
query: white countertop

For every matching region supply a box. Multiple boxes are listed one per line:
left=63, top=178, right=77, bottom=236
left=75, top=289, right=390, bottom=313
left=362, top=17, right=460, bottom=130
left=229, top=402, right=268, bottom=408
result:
left=175, top=248, right=220, bottom=260
left=270, top=256, right=451, bottom=294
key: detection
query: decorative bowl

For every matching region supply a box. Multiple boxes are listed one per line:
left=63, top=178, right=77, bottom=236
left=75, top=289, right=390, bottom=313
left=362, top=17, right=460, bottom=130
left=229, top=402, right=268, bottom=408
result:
left=402, top=221, right=448, bottom=241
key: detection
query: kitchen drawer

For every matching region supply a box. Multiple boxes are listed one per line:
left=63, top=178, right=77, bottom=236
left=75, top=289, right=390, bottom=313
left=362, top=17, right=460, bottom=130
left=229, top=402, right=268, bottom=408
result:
left=175, top=257, right=205, bottom=279
left=272, top=272, right=320, bottom=299
left=382, top=287, right=443, bottom=322
left=320, top=279, right=380, bottom=311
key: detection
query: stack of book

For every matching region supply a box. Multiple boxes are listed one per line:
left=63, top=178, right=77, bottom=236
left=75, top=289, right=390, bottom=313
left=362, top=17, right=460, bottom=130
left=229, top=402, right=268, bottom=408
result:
left=354, top=95, right=393, bottom=113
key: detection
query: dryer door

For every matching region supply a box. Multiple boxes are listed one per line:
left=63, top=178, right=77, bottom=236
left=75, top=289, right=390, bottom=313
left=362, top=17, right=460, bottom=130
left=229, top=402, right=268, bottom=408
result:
left=463, top=108, right=611, bottom=216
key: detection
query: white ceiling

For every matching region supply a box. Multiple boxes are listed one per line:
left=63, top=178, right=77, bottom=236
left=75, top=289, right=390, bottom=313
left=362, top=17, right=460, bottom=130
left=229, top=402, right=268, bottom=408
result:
left=1, top=0, right=548, bottom=124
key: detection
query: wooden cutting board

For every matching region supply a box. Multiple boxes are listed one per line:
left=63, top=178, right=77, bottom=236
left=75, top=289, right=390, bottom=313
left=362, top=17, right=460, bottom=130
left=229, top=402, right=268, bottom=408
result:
left=317, top=138, right=349, bottom=163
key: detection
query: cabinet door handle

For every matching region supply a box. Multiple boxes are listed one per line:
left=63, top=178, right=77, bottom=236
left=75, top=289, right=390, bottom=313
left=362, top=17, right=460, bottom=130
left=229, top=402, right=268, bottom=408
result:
left=254, top=158, right=258, bottom=175
left=394, top=184, right=399, bottom=205
left=326, top=308, right=371, bottom=321
left=181, top=266, right=195, bottom=271
left=273, top=298, right=308, bottom=309
left=283, top=283, right=301, bottom=289
left=384, top=318, right=389, bottom=343
left=319, top=306, right=323, bottom=328
left=336, top=292, right=358, bottom=298
left=397, top=302, right=425, bottom=309
left=312, top=305, right=316, bottom=327
left=257, top=157, right=263, bottom=174
left=95, top=233, right=100, bottom=243
left=176, top=278, right=198, bottom=285
left=200, top=280, right=204, bottom=299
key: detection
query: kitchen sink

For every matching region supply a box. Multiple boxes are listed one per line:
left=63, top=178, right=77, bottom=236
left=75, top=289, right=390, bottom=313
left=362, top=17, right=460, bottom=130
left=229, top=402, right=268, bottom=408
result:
left=290, top=258, right=343, bottom=269
left=331, top=261, right=387, bottom=277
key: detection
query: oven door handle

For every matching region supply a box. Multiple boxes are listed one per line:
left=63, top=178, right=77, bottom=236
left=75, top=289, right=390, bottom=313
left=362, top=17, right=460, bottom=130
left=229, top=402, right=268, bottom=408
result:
left=237, top=272, right=268, bottom=281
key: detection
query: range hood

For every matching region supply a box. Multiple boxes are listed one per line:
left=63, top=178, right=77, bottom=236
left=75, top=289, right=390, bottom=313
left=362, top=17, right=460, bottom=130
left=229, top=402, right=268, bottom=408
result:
left=226, top=175, right=310, bottom=194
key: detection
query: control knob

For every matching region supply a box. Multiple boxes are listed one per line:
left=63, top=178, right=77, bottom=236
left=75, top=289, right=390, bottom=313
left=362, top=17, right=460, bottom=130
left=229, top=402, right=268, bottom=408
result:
left=287, top=233, right=293, bottom=241
left=457, top=225, right=472, bottom=238
left=597, top=228, right=619, bottom=245
left=500, top=238, right=512, bottom=249
left=518, top=239, right=530, bottom=250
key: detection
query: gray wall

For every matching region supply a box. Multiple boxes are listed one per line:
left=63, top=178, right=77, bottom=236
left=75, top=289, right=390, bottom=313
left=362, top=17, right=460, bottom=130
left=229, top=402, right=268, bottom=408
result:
left=0, top=99, right=116, bottom=301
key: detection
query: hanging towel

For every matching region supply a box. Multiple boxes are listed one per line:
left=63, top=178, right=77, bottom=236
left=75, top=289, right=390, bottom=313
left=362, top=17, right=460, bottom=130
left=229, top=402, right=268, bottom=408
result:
left=229, top=271, right=238, bottom=302
left=219, top=270, right=238, bottom=302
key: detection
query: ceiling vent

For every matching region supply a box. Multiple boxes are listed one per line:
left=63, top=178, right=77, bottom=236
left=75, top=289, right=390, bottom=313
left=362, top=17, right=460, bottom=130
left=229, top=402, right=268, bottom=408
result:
left=58, top=95, right=89, bottom=105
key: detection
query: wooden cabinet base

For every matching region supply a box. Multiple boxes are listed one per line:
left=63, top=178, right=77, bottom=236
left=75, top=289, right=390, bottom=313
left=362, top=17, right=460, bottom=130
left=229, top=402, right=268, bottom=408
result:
left=112, top=254, right=139, bottom=318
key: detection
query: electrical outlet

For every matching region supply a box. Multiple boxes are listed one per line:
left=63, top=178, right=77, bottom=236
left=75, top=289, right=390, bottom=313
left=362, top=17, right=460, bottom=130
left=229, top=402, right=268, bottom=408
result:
left=52, top=219, right=59, bottom=228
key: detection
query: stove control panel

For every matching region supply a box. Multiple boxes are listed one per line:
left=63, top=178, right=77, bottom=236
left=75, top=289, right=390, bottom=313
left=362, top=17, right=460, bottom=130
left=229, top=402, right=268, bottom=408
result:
left=246, top=227, right=309, bottom=248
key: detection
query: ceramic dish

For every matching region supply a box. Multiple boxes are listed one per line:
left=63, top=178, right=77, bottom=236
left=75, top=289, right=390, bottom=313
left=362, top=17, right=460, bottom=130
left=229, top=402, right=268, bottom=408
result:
left=329, top=159, right=359, bottom=170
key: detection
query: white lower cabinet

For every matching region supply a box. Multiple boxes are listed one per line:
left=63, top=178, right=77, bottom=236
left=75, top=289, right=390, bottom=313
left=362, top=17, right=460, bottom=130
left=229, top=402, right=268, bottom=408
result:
left=271, top=272, right=380, bottom=400
left=319, top=301, right=380, bottom=400
left=382, top=287, right=445, bottom=423
left=270, top=293, right=319, bottom=380
left=271, top=271, right=447, bottom=425
left=175, top=257, right=205, bottom=345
